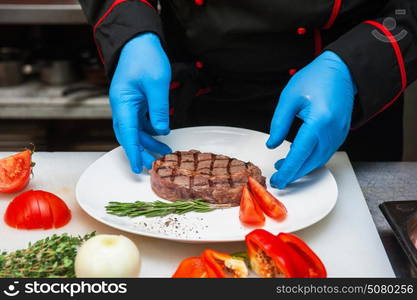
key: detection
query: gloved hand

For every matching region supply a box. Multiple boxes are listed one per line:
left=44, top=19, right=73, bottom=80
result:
left=267, top=50, right=357, bottom=189
left=109, top=33, right=172, bottom=173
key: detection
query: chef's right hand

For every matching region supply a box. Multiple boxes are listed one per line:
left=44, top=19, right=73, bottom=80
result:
left=109, top=33, right=172, bottom=173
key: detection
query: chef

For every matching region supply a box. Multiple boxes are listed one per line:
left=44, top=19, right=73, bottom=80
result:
left=79, top=0, right=417, bottom=189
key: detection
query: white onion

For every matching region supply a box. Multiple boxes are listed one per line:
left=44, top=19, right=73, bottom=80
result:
left=75, top=234, right=140, bottom=278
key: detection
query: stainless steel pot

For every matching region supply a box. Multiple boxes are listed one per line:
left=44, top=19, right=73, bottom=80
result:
left=0, top=47, right=25, bottom=86
left=40, top=60, right=80, bottom=85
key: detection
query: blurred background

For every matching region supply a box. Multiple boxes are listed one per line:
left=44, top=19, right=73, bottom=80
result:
left=0, top=0, right=416, bottom=160
left=0, top=0, right=115, bottom=152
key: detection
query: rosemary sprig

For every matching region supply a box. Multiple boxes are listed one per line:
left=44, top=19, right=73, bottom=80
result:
left=0, top=232, right=95, bottom=278
left=106, top=199, right=230, bottom=218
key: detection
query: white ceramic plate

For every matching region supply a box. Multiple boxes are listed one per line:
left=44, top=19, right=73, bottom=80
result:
left=76, top=126, right=338, bottom=243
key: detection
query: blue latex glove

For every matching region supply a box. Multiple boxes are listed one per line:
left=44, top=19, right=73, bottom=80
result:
left=267, top=51, right=357, bottom=189
left=109, top=33, right=172, bottom=173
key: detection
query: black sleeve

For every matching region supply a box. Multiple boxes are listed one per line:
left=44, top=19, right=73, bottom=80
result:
left=326, top=0, right=417, bottom=128
left=78, top=0, right=164, bottom=77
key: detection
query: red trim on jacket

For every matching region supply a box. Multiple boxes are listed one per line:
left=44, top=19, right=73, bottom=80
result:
left=315, top=1, right=342, bottom=58
left=323, top=0, right=342, bottom=29
left=140, top=0, right=154, bottom=8
left=195, top=87, right=212, bottom=97
left=354, top=20, right=407, bottom=128
left=93, top=0, right=155, bottom=64
left=169, top=81, right=181, bottom=90
left=313, top=29, right=322, bottom=57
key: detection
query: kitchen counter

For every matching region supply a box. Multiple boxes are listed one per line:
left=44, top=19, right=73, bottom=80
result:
left=0, top=81, right=110, bottom=119
left=0, top=151, right=396, bottom=277
left=353, top=162, right=417, bottom=278
left=0, top=1, right=85, bottom=25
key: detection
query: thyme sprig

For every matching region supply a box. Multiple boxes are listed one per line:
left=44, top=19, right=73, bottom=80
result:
left=0, top=232, right=95, bottom=278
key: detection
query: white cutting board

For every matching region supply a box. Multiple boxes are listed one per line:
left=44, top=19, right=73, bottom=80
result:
left=0, top=151, right=394, bottom=277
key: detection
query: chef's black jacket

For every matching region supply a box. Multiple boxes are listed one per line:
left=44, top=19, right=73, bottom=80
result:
left=79, top=0, right=417, bottom=161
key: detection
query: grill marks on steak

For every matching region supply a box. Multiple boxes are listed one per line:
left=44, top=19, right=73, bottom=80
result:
left=150, top=150, right=266, bottom=206
left=158, top=152, right=247, bottom=189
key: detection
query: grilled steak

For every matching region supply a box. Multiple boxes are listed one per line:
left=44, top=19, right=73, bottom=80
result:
left=150, top=150, right=266, bottom=206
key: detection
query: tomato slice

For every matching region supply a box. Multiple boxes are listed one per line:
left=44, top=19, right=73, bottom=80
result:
left=239, top=185, right=265, bottom=227
left=247, top=176, right=287, bottom=221
left=22, top=193, right=42, bottom=229
left=0, top=150, right=32, bottom=194
left=5, top=193, right=31, bottom=229
left=36, top=191, right=53, bottom=229
left=45, top=191, right=71, bottom=228
left=4, top=199, right=18, bottom=228
left=3, top=190, right=71, bottom=230
left=277, top=233, right=327, bottom=278
left=172, top=257, right=209, bottom=278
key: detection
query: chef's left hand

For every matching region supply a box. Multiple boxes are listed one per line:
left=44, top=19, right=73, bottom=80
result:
left=267, top=50, right=357, bottom=189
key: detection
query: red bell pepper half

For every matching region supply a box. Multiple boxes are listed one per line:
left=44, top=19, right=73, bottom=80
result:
left=172, top=257, right=209, bottom=278
left=245, top=229, right=310, bottom=278
left=277, top=232, right=327, bottom=278
left=172, top=250, right=248, bottom=278
left=201, top=249, right=248, bottom=278
left=172, top=230, right=326, bottom=278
